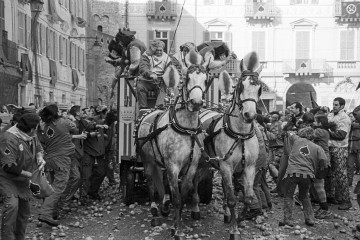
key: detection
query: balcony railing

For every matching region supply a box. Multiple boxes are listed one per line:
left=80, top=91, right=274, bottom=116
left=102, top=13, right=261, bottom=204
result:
left=146, top=0, right=177, bottom=21
left=282, top=59, right=330, bottom=77
left=244, top=0, right=276, bottom=21
left=337, top=61, right=356, bottom=69
left=209, top=60, right=240, bottom=75
left=334, top=0, right=360, bottom=22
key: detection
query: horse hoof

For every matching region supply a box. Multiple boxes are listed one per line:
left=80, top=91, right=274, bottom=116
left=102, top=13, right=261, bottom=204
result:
left=150, top=207, right=159, bottom=217
left=151, top=217, right=162, bottom=227
left=160, top=203, right=171, bottom=217
left=229, top=233, right=241, bottom=240
left=224, top=215, right=231, bottom=223
left=191, top=211, right=201, bottom=220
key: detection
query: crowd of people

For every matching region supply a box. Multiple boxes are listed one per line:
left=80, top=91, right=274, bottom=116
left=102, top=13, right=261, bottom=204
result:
left=249, top=98, right=360, bottom=227
left=0, top=104, right=118, bottom=239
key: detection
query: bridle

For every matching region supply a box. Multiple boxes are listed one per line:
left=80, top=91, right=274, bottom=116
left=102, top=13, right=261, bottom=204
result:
left=233, top=70, right=262, bottom=113
left=180, top=64, right=209, bottom=106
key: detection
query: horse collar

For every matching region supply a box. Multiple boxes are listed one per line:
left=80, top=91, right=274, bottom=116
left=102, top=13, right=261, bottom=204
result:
left=223, top=106, right=256, bottom=140
left=168, top=103, right=203, bottom=136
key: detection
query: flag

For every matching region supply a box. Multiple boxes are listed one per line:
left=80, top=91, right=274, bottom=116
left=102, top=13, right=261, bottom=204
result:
left=310, top=92, right=319, bottom=109
left=356, top=82, right=360, bottom=91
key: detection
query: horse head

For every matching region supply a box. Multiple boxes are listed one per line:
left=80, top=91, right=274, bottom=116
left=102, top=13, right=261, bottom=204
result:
left=236, top=52, right=262, bottom=123
left=182, top=50, right=208, bottom=112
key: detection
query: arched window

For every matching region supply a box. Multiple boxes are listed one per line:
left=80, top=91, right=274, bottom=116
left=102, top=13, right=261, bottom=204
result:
left=97, top=25, right=103, bottom=32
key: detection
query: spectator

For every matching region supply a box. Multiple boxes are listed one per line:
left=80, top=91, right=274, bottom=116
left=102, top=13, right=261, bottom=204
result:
left=288, top=102, right=304, bottom=129
left=0, top=113, right=45, bottom=239
left=279, top=127, right=327, bottom=227
left=37, top=105, right=76, bottom=226
left=351, top=105, right=360, bottom=208
left=348, top=109, right=360, bottom=187
left=327, top=97, right=352, bottom=210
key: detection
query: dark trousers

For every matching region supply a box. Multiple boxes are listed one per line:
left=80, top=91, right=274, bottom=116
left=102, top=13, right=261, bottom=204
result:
left=105, top=151, right=116, bottom=185
left=283, top=176, right=314, bottom=224
left=88, top=157, right=108, bottom=196
left=136, top=80, right=167, bottom=109
left=347, top=152, right=360, bottom=186
left=59, top=156, right=81, bottom=206
left=1, top=195, right=30, bottom=240
left=81, top=153, right=95, bottom=195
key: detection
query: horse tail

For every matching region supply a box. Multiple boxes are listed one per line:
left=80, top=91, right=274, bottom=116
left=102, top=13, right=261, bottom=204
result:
left=151, top=164, right=165, bottom=199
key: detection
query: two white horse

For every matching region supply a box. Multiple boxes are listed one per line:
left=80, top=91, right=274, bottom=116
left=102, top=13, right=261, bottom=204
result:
left=136, top=51, right=262, bottom=240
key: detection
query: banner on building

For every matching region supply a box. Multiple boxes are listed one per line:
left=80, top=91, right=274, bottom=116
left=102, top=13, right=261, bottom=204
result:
left=341, top=2, right=360, bottom=18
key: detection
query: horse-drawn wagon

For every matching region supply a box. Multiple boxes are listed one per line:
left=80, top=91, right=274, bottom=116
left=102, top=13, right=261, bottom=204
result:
left=116, top=60, right=240, bottom=206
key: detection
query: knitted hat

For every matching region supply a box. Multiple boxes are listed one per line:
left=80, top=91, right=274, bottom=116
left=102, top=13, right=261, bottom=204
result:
left=298, top=127, right=315, bottom=141
left=18, top=113, right=40, bottom=130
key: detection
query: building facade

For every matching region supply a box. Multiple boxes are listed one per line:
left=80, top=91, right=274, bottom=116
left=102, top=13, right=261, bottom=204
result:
left=0, top=0, right=87, bottom=108
left=88, top=0, right=360, bottom=112
left=86, top=0, right=120, bottom=107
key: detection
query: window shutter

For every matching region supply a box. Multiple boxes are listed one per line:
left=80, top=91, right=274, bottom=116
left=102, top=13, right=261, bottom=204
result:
left=252, top=31, right=265, bottom=61
left=18, top=11, right=24, bottom=45
left=37, top=22, right=41, bottom=53
left=26, top=15, right=31, bottom=48
left=169, top=31, right=176, bottom=54
left=54, top=33, right=58, bottom=60
left=46, top=28, right=50, bottom=57
left=224, top=31, right=232, bottom=50
left=347, top=31, right=355, bottom=60
left=67, top=39, right=70, bottom=65
left=71, top=43, right=75, bottom=67
left=147, top=30, right=154, bottom=49
left=203, top=31, right=210, bottom=42
left=59, top=36, right=62, bottom=61
left=41, top=25, right=46, bottom=54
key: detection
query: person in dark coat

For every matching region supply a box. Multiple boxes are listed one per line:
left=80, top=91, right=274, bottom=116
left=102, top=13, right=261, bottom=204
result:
left=0, top=113, right=44, bottom=240
left=37, top=105, right=76, bottom=226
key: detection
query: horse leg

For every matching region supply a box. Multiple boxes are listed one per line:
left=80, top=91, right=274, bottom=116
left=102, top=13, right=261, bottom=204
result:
left=243, top=164, right=256, bottom=205
left=143, top=162, right=159, bottom=217
left=222, top=178, right=231, bottom=223
left=221, top=166, right=241, bottom=239
left=168, top=169, right=185, bottom=239
left=191, top=169, right=201, bottom=220
left=161, top=170, right=171, bottom=217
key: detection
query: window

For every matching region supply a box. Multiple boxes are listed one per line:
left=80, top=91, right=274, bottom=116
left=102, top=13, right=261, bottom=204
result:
left=296, top=31, right=310, bottom=59
left=0, top=0, right=5, bottom=30
left=71, top=42, right=75, bottom=67
left=37, top=22, right=41, bottom=53
left=252, top=31, right=265, bottom=60
left=203, top=30, right=232, bottom=49
left=97, top=25, right=103, bottom=32
left=53, top=32, right=57, bottom=60
left=340, top=30, right=355, bottom=61
left=62, top=94, right=66, bottom=104
left=210, top=32, right=223, bottom=41
left=49, top=92, right=54, bottom=102
left=18, top=11, right=25, bottom=46
left=25, top=15, right=31, bottom=48
left=67, top=39, right=70, bottom=65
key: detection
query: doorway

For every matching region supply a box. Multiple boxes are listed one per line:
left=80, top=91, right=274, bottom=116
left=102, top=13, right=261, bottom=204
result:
left=286, top=83, right=317, bottom=109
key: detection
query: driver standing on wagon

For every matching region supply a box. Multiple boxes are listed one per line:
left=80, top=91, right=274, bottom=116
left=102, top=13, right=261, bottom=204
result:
left=137, top=39, right=173, bottom=110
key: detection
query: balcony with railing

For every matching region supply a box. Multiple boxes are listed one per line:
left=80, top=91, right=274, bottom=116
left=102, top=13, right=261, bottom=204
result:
left=146, top=0, right=177, bottom=21
left=282, top=59, right=331, bottom=77
left=244, top=0, right=277, bottom=22
left=334, top=0, right=360, bottom=22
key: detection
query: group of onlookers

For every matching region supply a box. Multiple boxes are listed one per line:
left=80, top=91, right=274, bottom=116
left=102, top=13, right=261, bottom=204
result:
left=0, top=103, right=118, bottom=239
left=253, top=97, right=360, bottom=227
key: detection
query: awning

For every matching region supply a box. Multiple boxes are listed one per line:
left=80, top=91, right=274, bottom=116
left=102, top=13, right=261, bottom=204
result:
left=20, top=54, right=33, bottom=82
left=49, top=0, right=64, bottom=23
left=72, top=69, right=79, bottom=91
left=49, top=59, right=57, bottom=86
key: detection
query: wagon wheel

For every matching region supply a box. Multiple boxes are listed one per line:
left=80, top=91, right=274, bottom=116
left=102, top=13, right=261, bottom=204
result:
left=198, top=169, right=213, bottom=204
left=123, top=166, right=135, bottom=205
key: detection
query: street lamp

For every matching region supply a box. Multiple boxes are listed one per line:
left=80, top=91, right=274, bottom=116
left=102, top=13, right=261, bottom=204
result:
left=30, top=0, right=44, bottom=13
